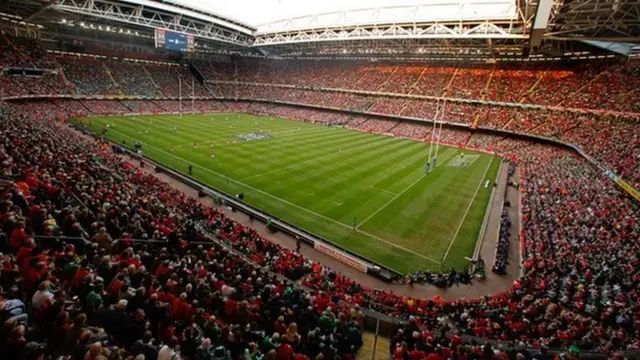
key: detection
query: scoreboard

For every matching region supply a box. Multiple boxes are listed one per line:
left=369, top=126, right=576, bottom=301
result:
left=155, top=29, right=194, bottom=51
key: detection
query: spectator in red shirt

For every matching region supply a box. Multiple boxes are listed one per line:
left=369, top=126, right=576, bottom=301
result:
left=9, top=220, right=29, bottom=251
left=409, top=343, right=426, bottom=360
left=170, top=292, right=192, bottom=323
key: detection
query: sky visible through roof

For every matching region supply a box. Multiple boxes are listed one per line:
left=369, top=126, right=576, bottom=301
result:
left=166, top=0, right=442, bottom=26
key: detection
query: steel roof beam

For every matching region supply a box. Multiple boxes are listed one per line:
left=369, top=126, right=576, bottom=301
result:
left=51, top=0, right=253, bottom=46
left=253, top=22, right=527, bottom=47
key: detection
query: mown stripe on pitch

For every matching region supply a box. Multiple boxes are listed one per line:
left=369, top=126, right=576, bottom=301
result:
left=267, top=137, right=408, bottom=204
left=241, top=133, right=394, bottom=183
left=325, top=146, right=447, bottom=222
left=104, top=115, right=359, bottom=174
left=318, top=143, right=439, bottom=218
left=405, top=155, right=493, bottom=255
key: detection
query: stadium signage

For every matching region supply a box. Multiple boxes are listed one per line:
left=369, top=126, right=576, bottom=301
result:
left=314, top=242, right=368, bottom=273
left=155, top=28, right=194, bottom=51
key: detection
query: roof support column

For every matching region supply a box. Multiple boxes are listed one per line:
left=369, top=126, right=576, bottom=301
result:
left=529, top=0, right=554, bottom=50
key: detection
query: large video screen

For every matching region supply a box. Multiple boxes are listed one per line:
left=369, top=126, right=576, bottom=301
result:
left=155, top=29, right=194, bottom=51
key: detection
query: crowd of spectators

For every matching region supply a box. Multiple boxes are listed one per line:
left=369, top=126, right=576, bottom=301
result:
left=560, top=62, right=640, bottom=113
left=523, top=62, right=608, bottom=106
left=491, top=210, right=511, bottom=275
left=211, top=82, right=639, bottom=188
left=561, top=117, right=640, bottom=188
left=120, top=101, right=164, bottom=114
left=82, top=100, right=131, bottom=115
left=105, top=60, right=157, bottom=97
left=388, top=122, right=428, bottom=140
left=2, top=39, right=640, bottom=357
left=57, top=55, right=118, bottom=95
left=0, top=73, right=73, bottom=97
left=369, top=99, right=407, bottom=115
left=350, top=119, right=397, bottom=133
left=403, top=269, right=473, bottom=288
left=492, top=163, right=517, bottom=276
left=199, top=58, right=640, bottom=114
left=151, top=100, right=183, bottom=113
left=5, top=54, right=638, bottom=189
left=0, top=106, right=367, bottom=360
left=145, top=64, right=211, bottom=98
left=448, top=66, right=492, bottom=99
left=0, top=95, right=639, bottom=358
left=5, top=39, right=640, bottom=115
left=0, top=34, right=55, bottom=69
left=49, top=53, right=213, bottom=98
left=483, top=65, right=543, bottom=103
left=78, top=44, right=179, bottom=62
left=0, top=34, right=27, bottom=68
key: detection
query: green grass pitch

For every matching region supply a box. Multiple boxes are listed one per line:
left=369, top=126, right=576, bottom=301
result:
left=77, top=113, right=500, bottom=274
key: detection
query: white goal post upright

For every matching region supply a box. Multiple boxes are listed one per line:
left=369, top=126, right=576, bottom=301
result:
left=426, top=99, right=441, bottom=173
left=192, top=77, right=195, bottom=115
left=433, top=99, right=447, bottom=168
left=179, top=77, right=183, bottom=118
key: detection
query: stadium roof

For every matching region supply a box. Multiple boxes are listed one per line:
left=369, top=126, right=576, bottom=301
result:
left=0, top=0, right=637, bottom=60
left=165, top=0, right=518, bottom=34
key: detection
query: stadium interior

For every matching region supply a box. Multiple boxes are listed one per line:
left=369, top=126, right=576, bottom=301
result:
left=0, top=0, right=639, bottom=359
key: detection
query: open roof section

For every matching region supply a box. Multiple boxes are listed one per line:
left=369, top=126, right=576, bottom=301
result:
left=166, top=0, right=518, bottom=34
left=254, top=0, right=518, bottom=35
left=156, top=0, right=255, bottom=33
left=115, top=0, right=255, bottom=34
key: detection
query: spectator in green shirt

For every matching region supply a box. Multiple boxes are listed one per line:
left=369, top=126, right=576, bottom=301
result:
left=203, top=316, right=221, bottom=343
left=318, top=308, right=335, bottom=332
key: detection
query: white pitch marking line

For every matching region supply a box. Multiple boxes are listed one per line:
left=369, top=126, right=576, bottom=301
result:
left=441, top=156, right=494, bottom=262
left=239, top=133, right=391, bottom=182
left=106, top=128, right=441, bottom=264
left=356, top=175, right=425, bottom=229
left=369, top=186, right=398, bottom=196
left=240, top=152, right=333, bottom=181
left=356, top=149, right=458, bottom=230
left=355, top=228, right=441, bottom=264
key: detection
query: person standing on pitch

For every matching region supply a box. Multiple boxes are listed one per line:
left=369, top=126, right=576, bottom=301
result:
left=188, top=164, right=193, bottom=175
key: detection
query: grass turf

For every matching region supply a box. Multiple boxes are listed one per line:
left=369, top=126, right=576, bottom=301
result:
left=77, top=113, right=500, bottom=274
